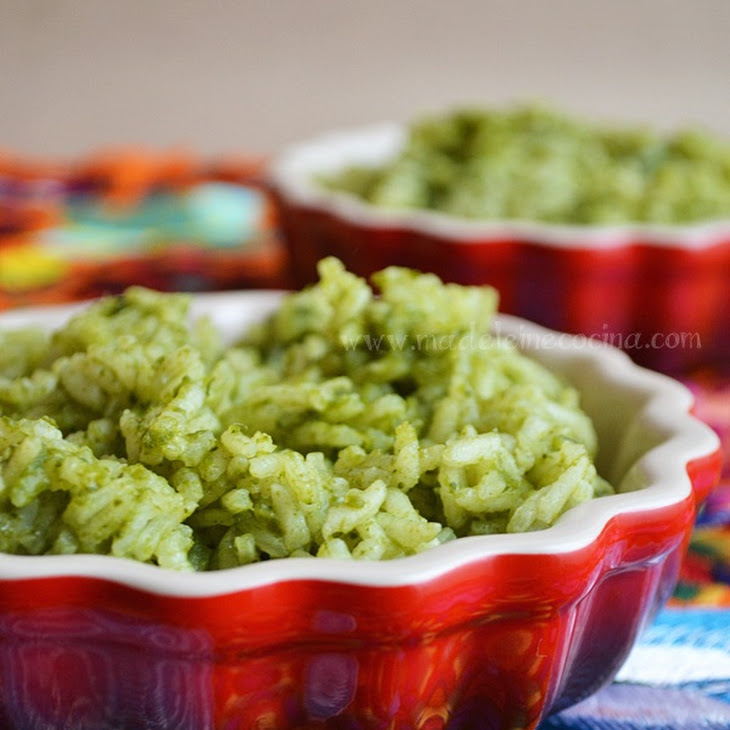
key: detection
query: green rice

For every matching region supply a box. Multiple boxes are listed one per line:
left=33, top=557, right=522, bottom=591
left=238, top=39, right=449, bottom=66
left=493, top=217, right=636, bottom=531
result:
left=0, top=258, right=613, bottom=571
left=320, top=104, right=730, bottom=224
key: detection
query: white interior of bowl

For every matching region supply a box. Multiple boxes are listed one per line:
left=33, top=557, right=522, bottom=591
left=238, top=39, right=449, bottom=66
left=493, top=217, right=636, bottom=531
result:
left=268, top=123, right=730, bottom=249
left=0, top=291, right=719, bottom=595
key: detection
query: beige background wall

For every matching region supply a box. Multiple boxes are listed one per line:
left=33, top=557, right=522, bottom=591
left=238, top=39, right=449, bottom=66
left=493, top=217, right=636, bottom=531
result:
left=2, top=0, right=729, bottom=159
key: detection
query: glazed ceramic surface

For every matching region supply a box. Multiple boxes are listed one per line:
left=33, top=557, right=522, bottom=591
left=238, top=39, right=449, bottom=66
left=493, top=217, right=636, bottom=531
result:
left=268, top=124, right=730, bottom=374
left=0, top=292, right=721, bottom=730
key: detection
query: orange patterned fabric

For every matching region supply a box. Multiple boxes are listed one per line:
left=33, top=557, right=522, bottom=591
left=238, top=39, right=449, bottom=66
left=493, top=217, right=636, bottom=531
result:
left=0, top=148, right=287, bottom=306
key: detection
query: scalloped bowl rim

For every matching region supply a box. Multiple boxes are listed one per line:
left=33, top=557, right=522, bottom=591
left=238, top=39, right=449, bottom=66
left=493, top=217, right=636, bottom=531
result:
left=268, top=122, right=730, bottom=249
left=0, top=290, right=719, bottom=596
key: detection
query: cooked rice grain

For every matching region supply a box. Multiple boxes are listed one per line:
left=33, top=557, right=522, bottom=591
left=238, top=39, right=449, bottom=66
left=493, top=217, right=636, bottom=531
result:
left=0, top=258, right=613, bottom=570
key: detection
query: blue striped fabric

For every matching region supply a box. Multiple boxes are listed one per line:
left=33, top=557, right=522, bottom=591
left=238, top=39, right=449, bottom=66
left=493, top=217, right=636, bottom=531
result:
left=543, top=608, right=730, bottom=729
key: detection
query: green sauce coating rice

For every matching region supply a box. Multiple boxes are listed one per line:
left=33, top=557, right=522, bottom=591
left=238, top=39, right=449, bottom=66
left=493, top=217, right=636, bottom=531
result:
left=320, top=105, right=730, bottom=224
left=0, top=259, right=613, bottom=570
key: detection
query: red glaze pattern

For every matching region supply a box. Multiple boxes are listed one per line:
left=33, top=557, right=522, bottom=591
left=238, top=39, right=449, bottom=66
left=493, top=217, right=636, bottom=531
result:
left=274, top=198, right=730, bottom=376
left=0, top=450, right=720, bottom=730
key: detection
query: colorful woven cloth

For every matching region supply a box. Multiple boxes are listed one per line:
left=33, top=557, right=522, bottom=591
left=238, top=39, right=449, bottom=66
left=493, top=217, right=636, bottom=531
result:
left=545, top=608, right=730, bottom=729
left=0, top=149, right=288, bottom=308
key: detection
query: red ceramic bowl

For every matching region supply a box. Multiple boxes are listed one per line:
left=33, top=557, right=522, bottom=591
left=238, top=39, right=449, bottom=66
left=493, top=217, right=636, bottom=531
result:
left=0, top=292, right=721, bottom=730
left=268, top=123, right=730, bottom=375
